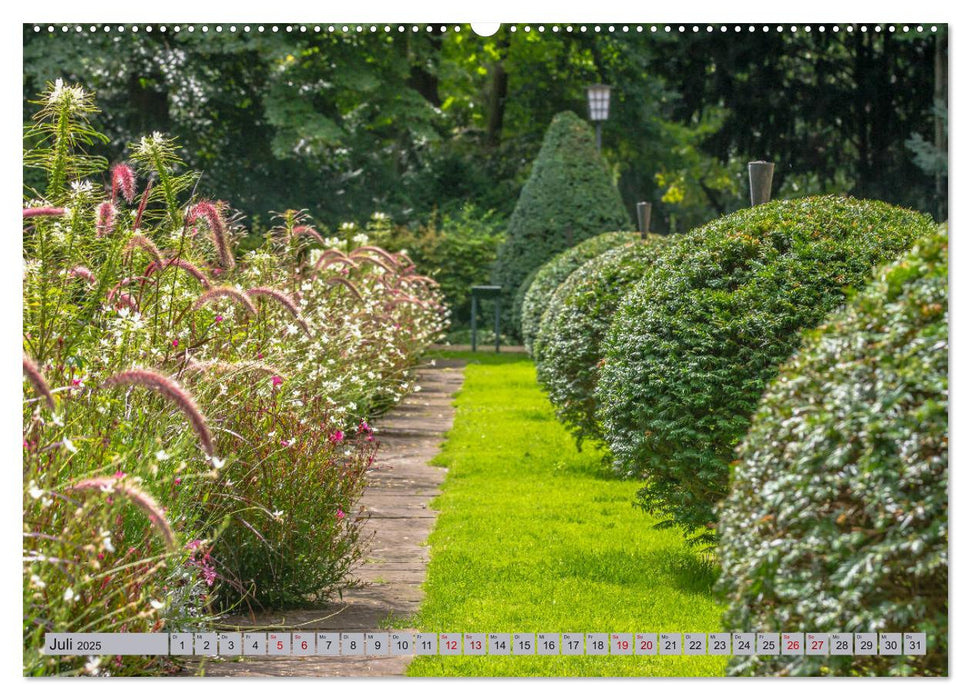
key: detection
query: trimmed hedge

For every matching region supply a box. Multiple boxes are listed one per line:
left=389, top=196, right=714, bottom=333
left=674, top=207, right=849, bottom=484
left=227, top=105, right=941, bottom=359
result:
left=491, top=111, right=631, bottom=336
left=595, top=196, right=936, bottom=543
left=534, top=237, right=668, bottom=444
left=718, top=228, right=948, bottom=676
left=520, top=231, right=639, bottom=354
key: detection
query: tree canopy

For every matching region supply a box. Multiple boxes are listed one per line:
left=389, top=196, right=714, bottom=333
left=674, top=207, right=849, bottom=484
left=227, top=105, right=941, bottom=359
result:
left=23, top=24, right=947, bottom=233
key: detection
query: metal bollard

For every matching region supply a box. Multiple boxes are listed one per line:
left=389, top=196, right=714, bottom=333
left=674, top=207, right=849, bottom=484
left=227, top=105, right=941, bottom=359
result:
left=748, top=161, right=775, bottom=206
left=636, top=202, right=652, bottom=239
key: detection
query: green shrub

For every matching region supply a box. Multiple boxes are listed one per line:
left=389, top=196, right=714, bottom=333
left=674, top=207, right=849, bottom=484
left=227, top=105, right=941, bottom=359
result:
left=718, top=228, right=948, bottom=676
left=491, top=111, right=631, bottom=336
left=368, top=205, right=505, bottom=329
left=595, top=196, right=936, bottom=544
left=520, top=231, right=639, bottom=354
left=534, top=237, right=669, bottom=444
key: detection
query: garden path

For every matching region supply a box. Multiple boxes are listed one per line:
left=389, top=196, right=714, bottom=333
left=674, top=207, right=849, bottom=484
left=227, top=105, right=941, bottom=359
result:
left=195, top=358, right=466, bottom=677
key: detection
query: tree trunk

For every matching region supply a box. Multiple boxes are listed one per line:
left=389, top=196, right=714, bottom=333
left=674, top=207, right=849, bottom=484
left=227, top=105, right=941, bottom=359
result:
left=408, top=28, right=444, bottom=107
left=486, top=38, right=509, bottom=147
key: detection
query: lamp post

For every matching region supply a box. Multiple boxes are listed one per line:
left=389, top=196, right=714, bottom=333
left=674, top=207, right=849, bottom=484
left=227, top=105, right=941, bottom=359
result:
left=586, top=84, right=611, bottom=152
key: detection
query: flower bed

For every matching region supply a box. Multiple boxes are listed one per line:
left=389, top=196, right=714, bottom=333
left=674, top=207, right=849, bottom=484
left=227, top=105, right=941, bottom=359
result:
left=22, top=82, right=447, bottom=675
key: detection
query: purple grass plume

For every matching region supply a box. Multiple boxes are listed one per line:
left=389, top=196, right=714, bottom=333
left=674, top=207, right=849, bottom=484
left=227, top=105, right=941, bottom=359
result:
left=103, top=368, right=215, bottom=457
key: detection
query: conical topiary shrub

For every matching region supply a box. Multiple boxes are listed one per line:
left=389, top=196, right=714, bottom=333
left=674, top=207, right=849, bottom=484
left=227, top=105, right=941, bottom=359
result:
left=491, top=111, right=631, bottom=337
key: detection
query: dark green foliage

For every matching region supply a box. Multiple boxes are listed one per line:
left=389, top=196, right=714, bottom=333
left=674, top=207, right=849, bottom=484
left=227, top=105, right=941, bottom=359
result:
left=519, top=231, right=638, bottom=353
left=367, top=205, right=506, bottom=329
left=595, top=196, right=936, bottom=543
left=534, top=237, right=669, bottom=445
left=718, top=228, right=948, bottom=676
left=491, top=112, right=631, bottom=335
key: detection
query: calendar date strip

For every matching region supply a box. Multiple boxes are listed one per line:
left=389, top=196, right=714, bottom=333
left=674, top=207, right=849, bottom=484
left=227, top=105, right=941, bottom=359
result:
left=43, top=631, right=927, bottom=657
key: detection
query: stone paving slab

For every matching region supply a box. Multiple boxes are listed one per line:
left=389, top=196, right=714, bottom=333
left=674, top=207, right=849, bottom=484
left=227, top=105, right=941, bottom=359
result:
left=192, top=359, right=465, bottom=677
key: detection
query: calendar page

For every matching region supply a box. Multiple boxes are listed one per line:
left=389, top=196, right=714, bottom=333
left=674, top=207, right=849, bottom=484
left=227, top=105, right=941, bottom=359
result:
left=19, top=3, right=950, bottom=688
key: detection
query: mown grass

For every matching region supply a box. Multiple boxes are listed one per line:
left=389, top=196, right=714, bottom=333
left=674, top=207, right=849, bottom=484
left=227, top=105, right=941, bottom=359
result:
left=407, top=351, right=726, bottom=677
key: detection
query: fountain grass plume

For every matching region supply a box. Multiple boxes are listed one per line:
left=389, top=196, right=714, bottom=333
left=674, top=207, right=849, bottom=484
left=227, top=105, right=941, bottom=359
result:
left=353, top=246, right=400, bottom=268
left=95, top=202, right=116, bottom=238
left=124, top=234, right=164, bottom=265
left=314, top=256, right=357, bottom=275
left=404, top=274, right=439, bottom=287
left=103, top=368, right=215, bottom=456
left=164, top=258, right=212, bottom=289
left=114, top=292, right=139, bottom=312
left=69, top=477, right=176, bottom=549
left=67, top=265, right=97, bottom=285
left=323, top=276, right=364, bottom=302
left=349, top=250, right=397, bottom=273
left=23, top=206, right=66, bottom=219
left=133, top=180, right=153, bottom=231
left=188, top=200, right=235, bottom=270
left=192, top=286, right=258, bottom=317
left=107, top=277, right=152, bottom=304
left=23, top=355, right=56, bottom=410
left=292, top=225, right=326, bottom=246
left=111, top=163, right=137, bottom=203
left=247, top=287, right=311, bottom=335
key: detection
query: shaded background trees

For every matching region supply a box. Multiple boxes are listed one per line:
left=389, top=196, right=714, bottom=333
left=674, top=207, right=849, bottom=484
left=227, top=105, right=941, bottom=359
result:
left=24, top=23, right=946, bottom=234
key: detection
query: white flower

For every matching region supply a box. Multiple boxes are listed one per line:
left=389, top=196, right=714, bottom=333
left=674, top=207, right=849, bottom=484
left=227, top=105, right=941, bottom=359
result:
left=100, top=529, right=115, bottom=553
left=150, top=599, right=165, bottom=610
left=62, top=438, right=78, bottom=453
left=63, top=587, right=79, bottom=602
left=28, top=482, right=44, bottom=500
left=30, top=574, right=46, bottom=590
left=84, top=656, right=101, bottom=675
left=155, top=449, right=170, bottom=461
left=210, top=456, right=225, bottom=469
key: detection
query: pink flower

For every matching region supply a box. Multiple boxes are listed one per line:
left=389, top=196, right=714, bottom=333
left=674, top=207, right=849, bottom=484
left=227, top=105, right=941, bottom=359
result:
left=271, top=375, right=283, bottom=387
left=186, top=539, right=203, bottom=551
left=336, top=508, right=346, bottom=520
left=257, top=352, right=264, bottom=359
left=329, top=430, right=345, bottom=445
left=172, top=339, right=179, bottom=348
left=173, top=477, right=182, bottom=486
left=114, top=470, right=126, bottom=479
left=201, top=561, right=217, bottom=586
left=72, top=378, right=82, bottom=386
left=281, top=439, right=290, bottom=447
left=214, top=314, right=223, bottom=323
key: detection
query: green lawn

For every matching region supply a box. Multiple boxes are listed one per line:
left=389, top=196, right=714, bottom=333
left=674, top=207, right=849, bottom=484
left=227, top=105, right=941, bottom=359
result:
left=407, top=351, right=726, bottom=677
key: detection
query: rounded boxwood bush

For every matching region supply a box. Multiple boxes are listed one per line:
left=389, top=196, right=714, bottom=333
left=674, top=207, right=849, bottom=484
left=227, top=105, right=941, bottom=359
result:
left=519, top=231, right=638, bottom=354
left=595, top=196, right=936, bottom=543
left=491, top=111, right=631, bottom=336
left=718, top=228, right=948, bottom=676
left=534, top=237, right=669, bottom=444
